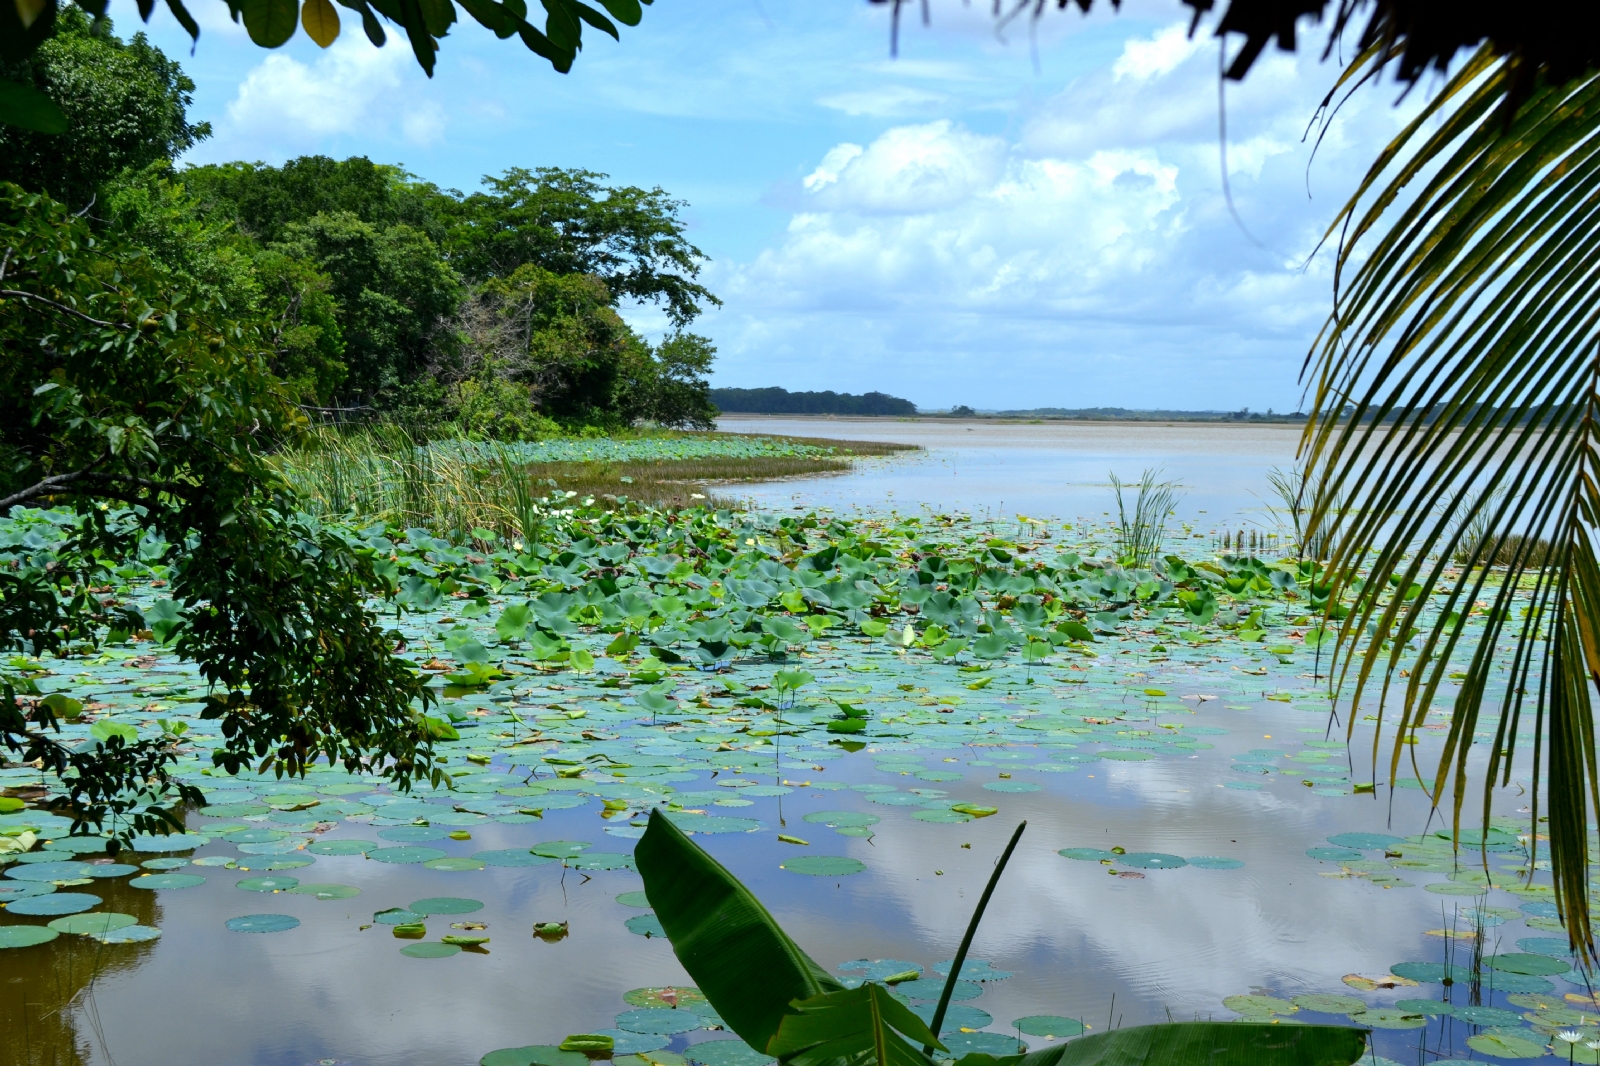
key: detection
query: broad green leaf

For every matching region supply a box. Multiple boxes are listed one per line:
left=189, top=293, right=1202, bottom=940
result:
left=635, top=809, right=844, bottom=1054
left=240, top=0, right=300, bottom=45
left=496, top=603, right=532, bottom=641
left=768, top=983, right=943, bottom=1066
left=774, top=669, right=815, bottom=692
left=90, top=720, right=139, bottom=745
left=0, top=79, right=67, bottom=133
left=951, top=1021, right=1365, bottom=1066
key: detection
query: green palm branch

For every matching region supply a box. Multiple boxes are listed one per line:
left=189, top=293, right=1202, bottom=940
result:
left=1303, top=43, right=1600, bottom=962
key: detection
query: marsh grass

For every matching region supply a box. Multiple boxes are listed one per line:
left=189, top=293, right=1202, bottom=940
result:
left=1110, top=469, right=1179, bottom=568
left=273, top=426, right=908, bottom=536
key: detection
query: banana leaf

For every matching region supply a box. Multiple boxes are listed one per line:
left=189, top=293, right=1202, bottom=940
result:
left=770, top=983, right=944, bottom=1066
left=635, top=808, right=844, bottom=1054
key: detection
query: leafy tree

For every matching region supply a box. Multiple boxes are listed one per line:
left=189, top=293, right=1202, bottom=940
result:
left=184, top=156, right=447, bottom=246
left=0, top=181, right=442, bottom=845
left=273, top=210, right=462, bottom=404
left=0, top=8, right=209, bottom=206
left=445, top=167, right=719, bottom=326
left=647, top=332, right=718, bottom=430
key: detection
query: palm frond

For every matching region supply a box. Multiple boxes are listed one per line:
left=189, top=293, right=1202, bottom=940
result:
left=1304, top=43, right=1600, bottom=963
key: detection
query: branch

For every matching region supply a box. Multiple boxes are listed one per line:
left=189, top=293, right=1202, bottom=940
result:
left=0, top=470, right=191, bottom=511
left=0, top=289, right=122, bottom=329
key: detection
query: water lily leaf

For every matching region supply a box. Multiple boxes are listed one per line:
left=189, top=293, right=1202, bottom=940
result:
left=401, top=941, right=462, bottom=958
left=49, top=912, right=137, bottom=936
left=4, top=892, right=101, bottom=916
left=1224, top=995, right=1297, bottom=1016
left=781, top=856, right=866, bottom=876
left=981, top=1023, right=1364, bottom=1066
left=369, top=846, right=448, bottom=864
left=1487, top=953, right=1570, bottom=975
left=1012, top=1016, right=1086, bottom=1038
left=0, top=925, right=60, bottom=948
left=480, top=1046, right=590, bottom=1066
left=1466, top=1033, right=1547, bottom=1059
left=615, top=1008, right=705, bottom=1036
left=409, top=896, right=484, bottom=915
left=1290, top=995, right=1367, bottom=1015
left=769, top=982, right=944, bottom=1066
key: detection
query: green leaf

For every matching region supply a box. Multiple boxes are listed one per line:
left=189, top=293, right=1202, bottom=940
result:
left=570, top=648, right=595, bottom=672
left=39, top=693, right=84, bottom=720
left=773, top=669, right=815, bottom=692
left=421, top=716, right=460, bottom=741
left=634, top=808, right=845, bottom=1054
left=768, top=983, right=944, bottom=1066
left=957, top=1022, right=1365, bottom=1066
left=143, top=598, right=184, bottom=645
left=860, top=618, right=889, bottom=638
left=90, top=720, right=139, bottom=745
left=0, top=79, right=67, bottom=133
left=240, top=0, right=300, bottom=45
left=606, top=631, right=640, bottom=656
left=1057, top=620, right=1094, bottom=643
left=496, top=603, right=531, bottom=641
left=972, top=634, right=1010, bottom=660
left=594, top=0, right=641, bottom=25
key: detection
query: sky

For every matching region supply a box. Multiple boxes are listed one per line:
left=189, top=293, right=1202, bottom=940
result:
left=106, top=0, right=1430, bottom=412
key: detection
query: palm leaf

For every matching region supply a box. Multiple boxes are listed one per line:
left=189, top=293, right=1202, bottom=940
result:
left=1303, top=42, right=1600, bottom=962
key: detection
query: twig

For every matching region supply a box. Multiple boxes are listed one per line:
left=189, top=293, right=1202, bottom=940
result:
left=0, top=289, right=121, bottom=329
left=0, top=471, right=190, bottom=511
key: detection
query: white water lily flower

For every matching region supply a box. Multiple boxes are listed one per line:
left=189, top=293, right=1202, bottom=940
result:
left=1557, top=1030, right=1583, bottom=1044
left=1584, top=1041, right=1600, bottom=1052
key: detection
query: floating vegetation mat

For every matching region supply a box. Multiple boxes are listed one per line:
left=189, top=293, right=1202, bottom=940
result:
left=0, top=501, right=1568, bottom=1063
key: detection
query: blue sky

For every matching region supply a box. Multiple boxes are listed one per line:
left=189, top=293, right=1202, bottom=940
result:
left=109, top=0, right=1424, bottom=411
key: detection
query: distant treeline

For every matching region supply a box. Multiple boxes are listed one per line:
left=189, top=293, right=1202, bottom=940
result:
left=982, top=406, right=1306, bottom=423
left=711, top=387, right=918, bottom=416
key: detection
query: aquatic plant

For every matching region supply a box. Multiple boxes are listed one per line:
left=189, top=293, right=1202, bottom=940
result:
left=634, top=808, right=1366, bottom=1066
left=1109, top=470, right=1178, bottom=570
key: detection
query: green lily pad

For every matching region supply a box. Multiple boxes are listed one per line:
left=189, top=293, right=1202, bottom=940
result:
left=531, top=840, right=592, bottom=858
left=237, top=875, right=299, bottom=892
left=1224, top=995, right=1297, bottom=1016
left=1466, top=1032, right=1548, bottom=1058
left=401, top=941, right=462, bottom=958
left=801, top=811, right=880, bottom=828
left=1059, top=848, right=1115, bottom=861
left=1119, top=853, right=1186, bottom=869
left=1098, top=750, right=1154, bottom=761
left=615, top=1008, right=704, bottom=1035
left=913, top=810, right=972, bottom=823
left=1187, top=856, right=1245, bottom=869
left=423, top=857, right=487, bottom=872
left=1488, top=953, right=1571, bottom=975
left=99, top=924, right=162, bottom=943
left=683, top=1041, right=775, bottom=1066
left=409, top=896, right=483, bottom=915
left=305, top=839, right=375, bottom=856
left=130, top=873, right=205, bottom=889
left=226, top=913, right=301, bottom=933
left=3, top=892, right=100, bottom=915
left=0, top=925, right=59, bottom=948
left=616, top=891, right=653, bottom=908
left=981, top=781, right=1041, bottom=792
left=481, top=1046, right=590, bottom=1066
left=48, top=911, right=137, bottom=936
left=1349, top=1009, right=1425, bottom=1029
left=1012, top=1016, right=1086, bottom=1038
left=779, top=855, right=866, bottom=876
left=288, top=883, right=361, bottom=899
left=625, top=914, right=666, bottom=937
left=369, top=846, right=448, bottom=864
left=1291, top=994, right=1368, bottom=1014
left=477, top=850, right=557, bottom=868
left=894, top=978, right=981, bottom=1001
left=379, top=825, right=448, bottom=842
left=374, top=908, right=426, bottom=925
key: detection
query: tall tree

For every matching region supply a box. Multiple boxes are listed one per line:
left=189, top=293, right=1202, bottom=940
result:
left=445, top=167, right=720, bottom=327
left=0, top=7, right=209, bottom=206
left=184, top=156, right=447, bottom=245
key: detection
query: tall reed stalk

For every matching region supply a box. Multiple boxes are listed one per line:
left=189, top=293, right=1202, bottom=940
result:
left=1109, top=469, right=1178, bottom=569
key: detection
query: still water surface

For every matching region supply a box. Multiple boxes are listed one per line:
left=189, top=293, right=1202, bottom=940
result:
left=714, top=418, right=1303, bottom=524
left=2, top=422, right=1547, bottom=1066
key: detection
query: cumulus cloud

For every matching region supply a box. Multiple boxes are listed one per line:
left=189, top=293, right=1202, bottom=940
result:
left=706, top=20, right=1420, bottom=410
left=221, top=36, right=446, bottom=154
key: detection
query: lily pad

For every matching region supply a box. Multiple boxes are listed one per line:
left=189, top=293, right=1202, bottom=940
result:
left=625, top=914, right=667, bottom=937
left=1307, top=847, right=1364, bottom=862
left=226, top=913, right=301, bottom=933
left=1349, top=1008, right=1425, bottom=1029
left=1290, top=995, right=1368, bottom=1014
left=424, top=857, right=487, bottom=872
left=617, top=891, right=653, bottom=908
left=0, top=925, right=59, bottom=948
left=684, top=1040, right=775, bottom=1066
left=237, top=875, right=299, bottom=892
left=477, top=850, right=557, bottom=868
left=894, top=978, right=981, bottom=1001
left=481, top=1046, right=589, bottom=1066
left=369, top=846, right=448, bottom=864
left=1119, top=853, right=1186, bottom=869
left=1059, top=848, right=1115, bottom=862
left=981, top=781, right=1041, bottom=793
left=1328, top=832, right=1405, bottom=850
left=48, top=911, right=137, bottom=936
left=1012, top=1016, right=1086, bottom=1038
left=305, top=839, right=375, bottom=856
left=374, top=908, right=426, bottom=925
left=913, top=810, right=972, bottom=824
left=934, top=958, right=1012, bottom=981
left=130, top=873, right=205, bottom=890
left=615, top=1008, right=705, bottom=1035
left=409, top=896, right=483, bottom=915
left=780, top=856, right=866, bottom=876
left=801, top=811, right=879, bottom=828
left=1187, top=856, right=1245, bottom=870
left=99, top=924, right=162, bottom=944
left=401, top=941, right=462, bottom=958
left=3, top=892, right=101, bottom=916
left=1488, top=953, right=1570, bottom=975
left=288, top=883, right=361, bottom=900
left=940, top=1033, right=1027, bottom=1057
left=1224, top=995, right=1297, bottom=1016
left=379, top=825, right=448, bottom=842
left=1466, top=1032, right=1549, bottom=1058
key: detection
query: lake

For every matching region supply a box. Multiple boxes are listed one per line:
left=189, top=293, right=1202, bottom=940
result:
left=0, top=438, right=1558, bottom=1066
left=714, top=418, right=1304, bottom=527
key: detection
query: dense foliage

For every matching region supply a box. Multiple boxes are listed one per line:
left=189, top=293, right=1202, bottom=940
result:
left=0, top=182, right=444, bottom=846
left=710, top=387, right=917, bottom=417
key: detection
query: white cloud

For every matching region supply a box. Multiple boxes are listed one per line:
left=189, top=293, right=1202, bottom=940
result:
left=222, top=36, right=444, bottom=152
left=1113, top=22, right=1204, bottom=80
left=798, top=120, right=1007, bottom=214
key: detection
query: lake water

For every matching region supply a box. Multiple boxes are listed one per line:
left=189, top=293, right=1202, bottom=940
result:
left=1, top=434, right=1560, bottom=1066
left=714, top=418, right=1304, bottom=527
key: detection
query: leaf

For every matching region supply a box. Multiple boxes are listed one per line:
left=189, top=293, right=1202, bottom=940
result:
left=768, top=983, right=944, bottom=1066
left=496, top=603, right=531, bottom=642
left=634, top=808, right=845, bottom=1054
left=0, top=79, right=67, bottom=133
left=773, top=669, right=815, bottom=692
left=421, top=716, right=459, bottom=741
left=143, top=598, right=184, bottom=645
left=90, top=720, right=139, bottom=745
left=860, top=618, right=888, bottom=638
left=972, top=634, right=1010, bottom=660
left=570, top=648, right=595, bottom=672
left=606, top=631, right=640, bottom=656
left=1057, top=620, right=1094, bottom=643
left=39, top=693, right=84, bottom=720
left=958, top=1022, right=1366, bottom=1066
left=593, top=0, right=640, bottom=23
left=240, top=0, right=300, bottom=45
left=301, top=0, right=341, bottom=45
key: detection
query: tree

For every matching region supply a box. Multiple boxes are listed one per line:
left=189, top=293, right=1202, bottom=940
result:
left=0, top=181, right=443, bottom=846
left=0, top=8, right=209, bottom=206
left=273, top=210, right=462, bottom=404
left=445, top=167, right=720, bottom=326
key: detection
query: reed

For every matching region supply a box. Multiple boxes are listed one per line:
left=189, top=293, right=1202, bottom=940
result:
left=1110, top=469, right=1178, bottom=569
